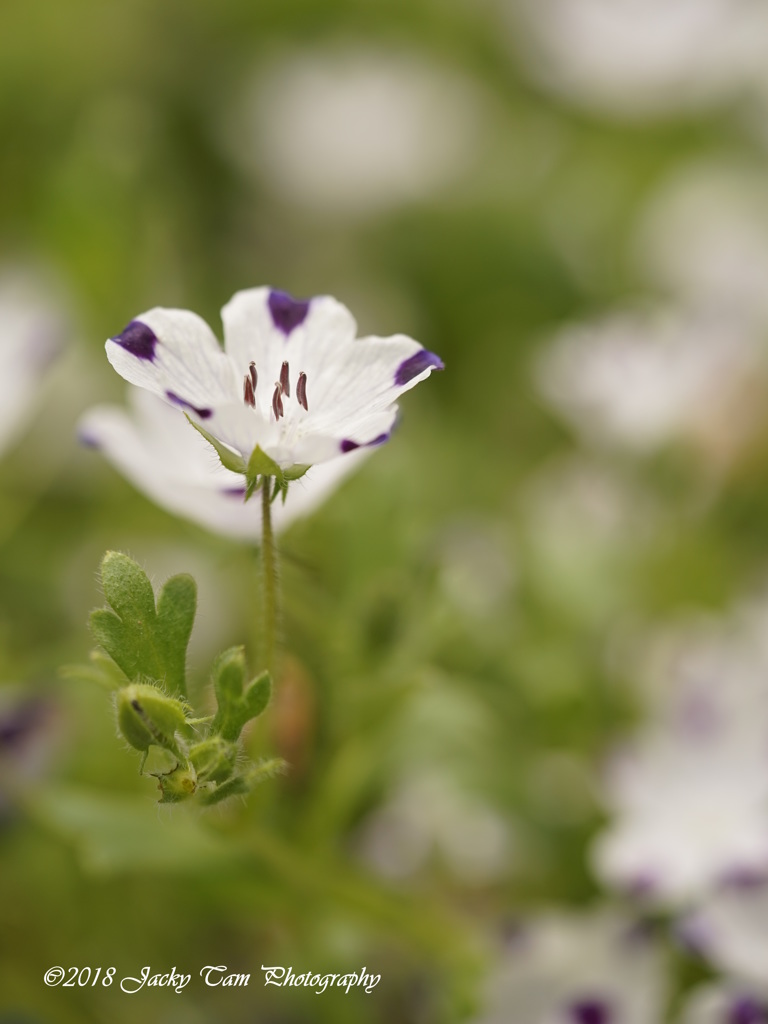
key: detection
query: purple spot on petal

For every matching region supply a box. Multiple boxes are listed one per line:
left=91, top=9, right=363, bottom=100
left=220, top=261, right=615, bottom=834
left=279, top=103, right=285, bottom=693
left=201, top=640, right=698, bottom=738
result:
left=340, top=432, right=390, bottom=454
left=394, top=348, right=444, bottom=387
left=77, top=429, right=101, bottom=450
left=568, top=999, right=612, bottom=1024
left=221, top=486, right=246, bottom=500
left=112, top=320, right=157, bottom=361
left=268, top=289, right=310, bottom=336
left=166, top=391, right=213, bottom=419
left=729, top=997, right=768, bottom=1024
left=675, top=916, right=712, bottom=956
left=624, top=872, right=657, bottom=899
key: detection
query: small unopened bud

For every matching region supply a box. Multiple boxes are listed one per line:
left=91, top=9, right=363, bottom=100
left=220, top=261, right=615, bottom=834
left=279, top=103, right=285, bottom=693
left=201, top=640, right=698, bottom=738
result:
left=189, top=736, right=237, bottom=784
left=116, top=683, right=188, bottom=756
left=155, top=762, right=197, bottom=803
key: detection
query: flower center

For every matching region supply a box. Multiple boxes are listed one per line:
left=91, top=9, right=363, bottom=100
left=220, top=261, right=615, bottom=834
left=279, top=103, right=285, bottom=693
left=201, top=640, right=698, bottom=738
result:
left=242, top=360, right=309, bottom=420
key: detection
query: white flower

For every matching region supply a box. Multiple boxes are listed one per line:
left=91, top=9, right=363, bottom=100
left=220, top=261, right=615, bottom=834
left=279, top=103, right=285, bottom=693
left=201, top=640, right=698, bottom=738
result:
left=226, top=49, right=485, bottom=215
left=676, top=984, right=768, bottom=1024
left=593, top=596, right=768, bottom=906
left=534, top=307, right=764, bottom=462
left=471, top=911, right=667, bottom=1024
left=681, top=882, right=768, bottom=994
left=104, top=286, right=442, bottom=484
left=357, top=769, right=511, bottom=885
left=634, top=161, right=768, bottom=324
left=592, top=730, right=768, bottom=907
left=0, top=271, right=66, bottom=456
left=79, top=389, right=372, bottom=540
left=502, top=0, right=768, bottom=119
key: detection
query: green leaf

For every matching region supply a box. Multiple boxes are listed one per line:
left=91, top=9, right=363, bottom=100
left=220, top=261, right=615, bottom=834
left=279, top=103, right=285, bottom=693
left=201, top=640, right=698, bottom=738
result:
left=156, top=573, right=196, bottom=695
left=210, top=646, right=272, bottom=741
left=246, top=445, right=284, bottom=490
left=89, top=552, right=197, bottom=696
left=186, top=415, right=246, bottom=474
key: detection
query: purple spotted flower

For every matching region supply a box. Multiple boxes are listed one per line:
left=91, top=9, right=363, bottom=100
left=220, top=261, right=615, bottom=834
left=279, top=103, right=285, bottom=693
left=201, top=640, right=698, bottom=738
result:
left=78, top=390, right=374, bottom=540
left=105, top=287, right=442, bottom=477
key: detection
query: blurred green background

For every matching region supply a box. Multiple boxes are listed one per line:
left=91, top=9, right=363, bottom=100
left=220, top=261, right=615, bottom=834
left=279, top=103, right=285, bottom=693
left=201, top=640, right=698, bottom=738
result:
left=3, top=1, right=768, bottom=1021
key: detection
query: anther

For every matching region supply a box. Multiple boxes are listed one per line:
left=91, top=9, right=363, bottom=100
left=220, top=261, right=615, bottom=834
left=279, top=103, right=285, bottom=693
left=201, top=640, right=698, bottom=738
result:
left=249, top=361, right=258, bottom=390
left=280, top=360, right=291, bottom=397
left=297, top=371, right=308, bottom=411
left=272, top=381, right=284, bottom=420
left=243, top=374, right=255, bottom=408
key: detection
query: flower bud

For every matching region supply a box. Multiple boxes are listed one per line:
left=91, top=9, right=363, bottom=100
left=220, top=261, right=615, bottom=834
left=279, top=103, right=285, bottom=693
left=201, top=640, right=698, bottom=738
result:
left=189, top=737, right=237, bottom=784
left=116, top=683, right=189, bottom=756
left=155, top=763, right=197, bottom=803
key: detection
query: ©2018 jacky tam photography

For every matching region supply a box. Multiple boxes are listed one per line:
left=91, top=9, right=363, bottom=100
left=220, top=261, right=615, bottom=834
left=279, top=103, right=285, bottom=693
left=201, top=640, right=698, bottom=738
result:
left=2, top=1, right=768, bottom=1022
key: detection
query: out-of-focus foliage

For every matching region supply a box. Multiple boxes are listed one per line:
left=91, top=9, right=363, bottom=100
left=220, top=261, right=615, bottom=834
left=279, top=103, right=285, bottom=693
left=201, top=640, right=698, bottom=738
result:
left=3, top=0, right=768, bottom=1021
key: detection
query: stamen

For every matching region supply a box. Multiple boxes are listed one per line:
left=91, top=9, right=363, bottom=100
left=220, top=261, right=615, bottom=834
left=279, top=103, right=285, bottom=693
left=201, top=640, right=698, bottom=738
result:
left=297, top=371, right=308, bottom=411
left=280, top=360, right=291, bottom=397
left=243, top=374, right=255, bottom=408
left=272, top=381, right=284, bottom=420
left=249, top=361, right=258, bottom=390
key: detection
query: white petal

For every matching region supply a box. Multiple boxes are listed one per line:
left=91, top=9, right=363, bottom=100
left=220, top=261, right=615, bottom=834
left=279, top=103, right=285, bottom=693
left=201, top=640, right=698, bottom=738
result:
left=79, top=390, right=370, bottom=539
left=221, top=287, right=358, bottom=418
left=105, top=307, right=240, bottom=414
left=299, top=335, right=442, bottom=451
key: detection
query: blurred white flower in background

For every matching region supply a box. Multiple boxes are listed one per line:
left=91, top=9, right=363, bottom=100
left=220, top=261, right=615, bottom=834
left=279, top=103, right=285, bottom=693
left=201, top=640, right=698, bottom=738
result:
left=79, top=389, right=371, bottom=540
left=501, top=0, right=768, bottom=119
left=357, top=769, right=511, bottom=885
left=682, top=881, right=768, bottom=996
left=534, top=308, right=767, bottom=465
left=635, top=161, right=768, bottom=323
left=593, top=729, right=768, bottom=906
left=0, top=269, right=67, bottom=457
left=593, top=599, right=768, bottom=906
left=224, top=47, right=486, bottom=215
left=676, top=984, right=768, bottom=1024
left=471, top=911, right=667, bottom=1024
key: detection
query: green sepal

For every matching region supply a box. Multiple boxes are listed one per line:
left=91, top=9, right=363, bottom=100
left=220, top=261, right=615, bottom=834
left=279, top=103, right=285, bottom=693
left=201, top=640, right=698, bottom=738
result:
left=246, top=446, right=284, bottom=491
left=89, top=552, right=196, bottom=696
left=197, top=772, right=249, bottom=806
left=210, top=646, right=272, bottom=741
left=284, top=464, right=310, bottom=481
left=197, top=759, right=286, bottom=806
left=116, top=682, right=190, bottom=758
left=185, top=415, right=246, bottom=474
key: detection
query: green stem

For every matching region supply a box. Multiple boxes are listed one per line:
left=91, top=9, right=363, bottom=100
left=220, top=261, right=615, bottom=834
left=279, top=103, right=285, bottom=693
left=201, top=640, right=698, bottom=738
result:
left=260, top=476, right=280, bottom=678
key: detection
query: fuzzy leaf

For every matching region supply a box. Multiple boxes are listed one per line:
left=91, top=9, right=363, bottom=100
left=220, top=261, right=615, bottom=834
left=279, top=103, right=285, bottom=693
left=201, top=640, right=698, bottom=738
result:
left=155, top=573, right=196, bottom=695
left=89, top=552, right=196, bottom=696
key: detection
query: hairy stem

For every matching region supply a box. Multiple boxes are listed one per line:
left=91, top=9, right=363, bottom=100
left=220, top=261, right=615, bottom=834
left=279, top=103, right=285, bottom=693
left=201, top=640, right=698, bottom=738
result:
left=260, top=477, right=280, bottom=678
